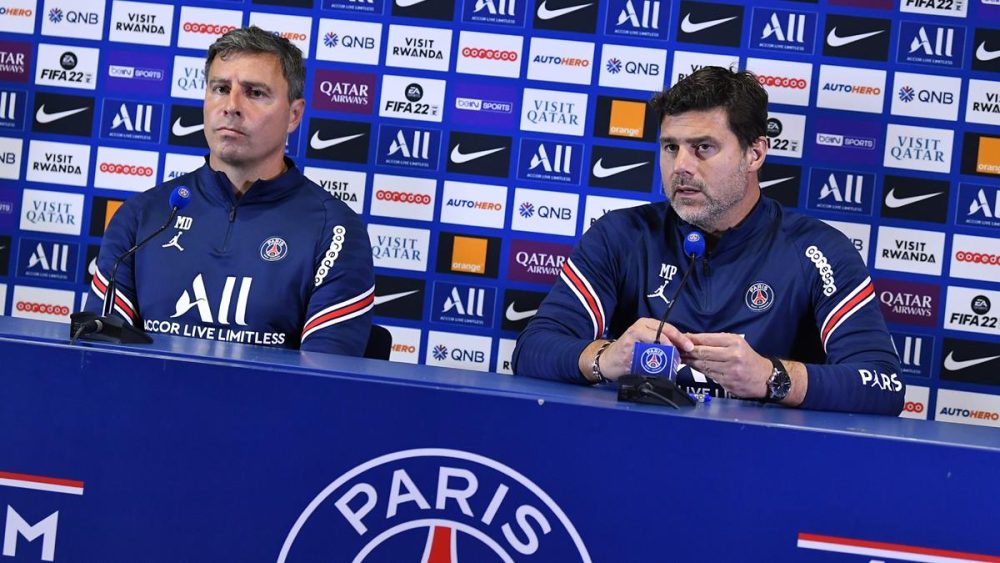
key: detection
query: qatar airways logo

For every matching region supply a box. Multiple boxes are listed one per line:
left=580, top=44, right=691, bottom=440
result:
left=278, top=447, right=588, bottom=563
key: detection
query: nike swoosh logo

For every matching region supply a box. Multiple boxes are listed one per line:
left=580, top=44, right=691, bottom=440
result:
left=592, top=158, right=648, bottom=178
left=884, top=188, right=943, bottom=209
left=943, top=351, right=1000, bottom=372
left=826, top=27, right=885, bottom=48
left=680, top=13, right=737, bottom=34
left=171, top=118, right=204, bottom=137
left=450, top=144, right=506, bottom=164
left=310, top=131, right=365, bottom=151
left=505, top=303, right=538, bottom=322
left=374, top=290, right=419, bottom=306
left=537, top=0, right=592, bottom=20
left=35, top=105, right=89, bottom=124
left=976, top=42, right=1000, bottom=62
left=760, top=176, right=795, bottom=189
left=396, top=0, right=426, bottom=6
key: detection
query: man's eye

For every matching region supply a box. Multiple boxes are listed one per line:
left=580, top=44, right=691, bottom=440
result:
left=663, top=144, right=678, bottom=153
left=249, top=89, right=265, bottom=98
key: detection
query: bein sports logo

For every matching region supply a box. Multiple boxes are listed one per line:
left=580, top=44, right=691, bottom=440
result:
left=278, top=448, right=591, bottom=562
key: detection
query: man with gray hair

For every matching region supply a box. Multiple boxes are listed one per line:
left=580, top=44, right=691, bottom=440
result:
left=85, top=26, right=375, bottom=356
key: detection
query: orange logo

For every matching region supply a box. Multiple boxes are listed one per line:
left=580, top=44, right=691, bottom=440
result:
left=608, top=100, right=646, bottom=139
left=104, top=200, right=124, bottom=232
left=977, top=136, right=1000, bottom=176
left=451, top=236, right=488, bottom=274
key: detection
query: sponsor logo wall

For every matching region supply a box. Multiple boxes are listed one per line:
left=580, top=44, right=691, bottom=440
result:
left=0, top=0, right=997, bottom=424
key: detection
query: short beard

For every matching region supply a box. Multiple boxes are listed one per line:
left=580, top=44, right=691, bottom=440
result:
left=668, top=159, right=750, bottom=232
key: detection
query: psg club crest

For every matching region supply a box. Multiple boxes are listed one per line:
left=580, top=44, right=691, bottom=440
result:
left=640, top=347, right=668, bottom=374
left=745, top=282, right=774, bottom=312
left=278, top=448, right=591, bottom=562
left=260, top=236, right=288, bottom=262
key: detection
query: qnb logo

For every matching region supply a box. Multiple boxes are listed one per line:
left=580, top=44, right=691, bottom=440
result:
left=605, top=58, right=659, bottom=76
left=903, top=401, right=925, bottom=413
left=822, top=83, right=882, bottom=95
left=518, top=203, right=571, bottom=220
left=324, top=33, right=376, bottom=49
left=15, top=302, right=70, bottom=316
left=182, top=22, right=237, bottom=35
left=939, top=407, right=1000, bottom=421
left=897, top=86, right=953, bottom=104
left=99, top=163, right=154, bottom=176
left=376, top=190, right=432, bottom=205
left=955, top=251, right=1000, bottom=266
left=805, top=246, right=836, bottom=296
left=756, top=75, right=808, bottom=89
left=462, top=47, right=518, bottom=61
left=172, top=273, right=252, bottom=326
left=531, top=55, right=589, bottom=67
left=858, top=369, right=903, bottom=392
left=277, top=449, right=592, bottom=563
left=910, top=27, right=953, bottom=57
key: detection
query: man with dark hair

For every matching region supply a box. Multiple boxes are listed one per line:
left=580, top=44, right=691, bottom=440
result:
left=85, top=26, right=375, bottom=356
left=513, top=66, right=904, bottom=415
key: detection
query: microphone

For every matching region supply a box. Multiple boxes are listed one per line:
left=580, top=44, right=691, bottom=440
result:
left=618, top=231, right=705, bottom=408
left=70, top=186, right=193, bottom=344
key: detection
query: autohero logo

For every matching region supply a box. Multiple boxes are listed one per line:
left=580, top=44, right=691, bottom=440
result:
left=884, top=124, right=953, bottom=174
left=950, top=234, right=1000, bottom=283
left=598, top=44, right=666, bottom=92
left=317, top=19, right=382, bottom=65
left=35, top=44, right=98, bottom=90
left=163, top=152, right=206, bottom=183
left=750, top=8, right=817, bottom=54
left=247, top=12, right=313, bottom=58
left=17, top=238, right=78, bottom=282
left=890, top=72, right=960, bottom=121
left=520, top=88, right=587, bottom=137
left=312, top=70, right=375, bottom=115
left=42, top=0, right=104, bottom=41
left=936, top=389, right=1000, bottom=429
left=512, top=188, right=579, bottom=237
left=105, top=51, right=167, bottom=97
left=875, top=227, right=945, bottom=279
left=526, top=37, right=594, bottom=86
left=676, top=1, right=744, bottom=47
left=440, top=181, right=507, bottom=230
left=533, top=0, right=598, bottom=33
left=605, top=0, right=668, bottom=40
left=956, top=183, right=1000, bottom=230
left=0, top=87, right=26, bottom=130
left=877, top=278, right=940, bottom=326
left=32, top=91, right=94, bottom=137
left=370, top=174, right=436, bottom=222
left=807, top=169, right=874, bottom=215
left=462, top=0, right=524, bottom=26
left=765, top=113, right=804, bottom=159
left=890, top=331, right=934, bottom=378
left=436, top=232, right=501, bottom=278
left=306, top=118, right=370, bottom=164
left=812, top=116, right=880, bottom=167
left=369, top=224, right=431, bottom=272
left=109, top=0, right=175, bottom=46
left=377, top=125, right=441, bottom=171
left=386, top=24, right=452, bottom=72
left=380, top=75, right=446, bottom=123
left=303, top=167, right=366, bottom=214
left=593, top=96, right=656, bottom=142
left=880, top=175, right=948, bottom=224
left=944, top=286, right=1000, bottom=338
left=823, top=14, right=890, bottom=62
left=456, top=31, right=523, bottom=79
left=900, top=0, right=967, bottom=18
left=940, top=339, right=1000, bottom=391
left=426, top=332, right=493, bottom=370
left=26, top=139, right=90, bottom=188
left=278, top=449, right=590, bottom=561
left=177, top=6, right=242, bottom=50
left=816, top=65, right=886, bottom=114
left=100, top=98, right=162, bottom=143
left=447, top=131, right=511, bottom=178
left=745, top=57, right=812, bottom=107
left=518, top=139, right=583, bottom=185
left=0, top=0, right=33, bottom=35
left=20, top=189, right=85, bottom=236
left=432, top=282, right=496, bottom=328
left=507, top=239, right=572, bottom=284
left=589, top=145, right=654, bottom=192
left=897, top=22, right=964, bottom=68
left=0, top=40, right=31, bottom=83
left=391, top=0, right=455, bottom=21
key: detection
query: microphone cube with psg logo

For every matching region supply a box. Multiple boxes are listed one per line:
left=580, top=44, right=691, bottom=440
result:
left=630, top=343, right=681, bottom=380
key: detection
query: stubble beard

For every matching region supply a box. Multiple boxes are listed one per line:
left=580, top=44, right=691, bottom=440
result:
left=667, top=159, right=750, bottom=233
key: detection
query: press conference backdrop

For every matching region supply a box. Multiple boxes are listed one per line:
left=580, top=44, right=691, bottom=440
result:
left=0, top=0, right=998, bottom=423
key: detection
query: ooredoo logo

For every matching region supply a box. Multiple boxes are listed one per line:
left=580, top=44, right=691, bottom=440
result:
left=757, top=75, right=807, bottom=89
left=462, top=47, right=518, bottom=60
left=15, top=301, right=70, bottom=316
left=182, top=23, right=235, bottom=34
left=376, top=190, right=432, bottom=204
left=278, top=449, right=591, bottom=562
left=98, top=162, right=154, bottom=176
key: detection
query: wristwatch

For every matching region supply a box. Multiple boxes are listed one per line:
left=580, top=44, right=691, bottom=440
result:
left=764, top=357, right=791, bottom=403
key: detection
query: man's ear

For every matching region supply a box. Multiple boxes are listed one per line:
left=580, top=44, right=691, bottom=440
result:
left=287, top=98, right=305, bottom=133
left=747, top=136, right=767, bottom=172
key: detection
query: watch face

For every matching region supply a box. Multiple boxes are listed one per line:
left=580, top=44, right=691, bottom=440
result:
left=768, top=366, right=792, bottom=401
